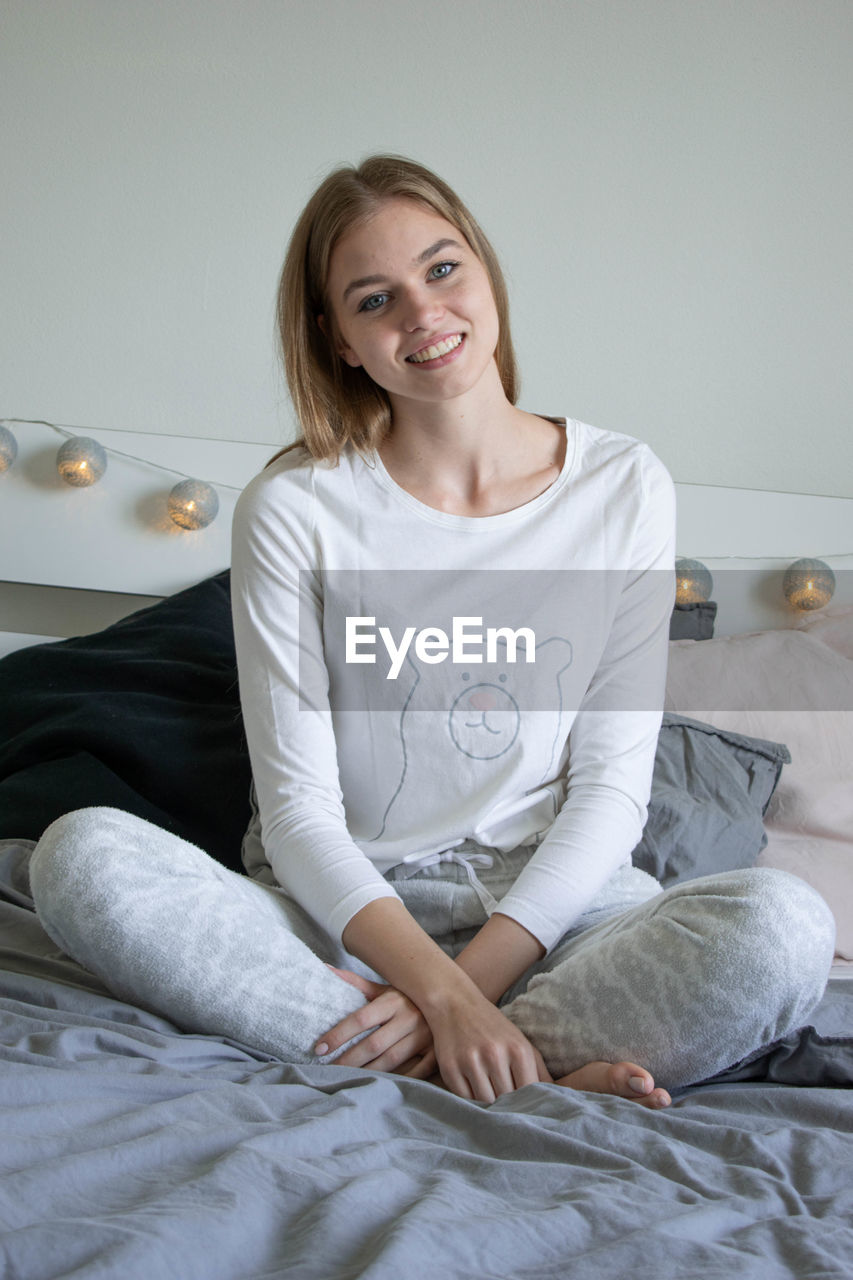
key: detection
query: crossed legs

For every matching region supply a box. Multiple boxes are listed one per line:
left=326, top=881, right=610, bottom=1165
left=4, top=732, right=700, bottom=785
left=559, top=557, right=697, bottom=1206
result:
left=29, top=807, right=369, bottom=1063
left=30, top=808, right=835, bottom=1098
left=502, top=867, right=836, bottom=1090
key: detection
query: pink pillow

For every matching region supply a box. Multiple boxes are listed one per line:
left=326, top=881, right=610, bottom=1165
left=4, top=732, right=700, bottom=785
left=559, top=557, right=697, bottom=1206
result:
left=794, top=603, right=853, bottom=660
left=666, top=629, right=853, bottom=959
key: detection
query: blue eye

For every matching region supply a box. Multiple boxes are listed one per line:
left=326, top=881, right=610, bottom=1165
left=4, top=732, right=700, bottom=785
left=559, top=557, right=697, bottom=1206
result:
left=429, top=261, right=458, bottom=280
left=358, top=293, right=388, bottom=313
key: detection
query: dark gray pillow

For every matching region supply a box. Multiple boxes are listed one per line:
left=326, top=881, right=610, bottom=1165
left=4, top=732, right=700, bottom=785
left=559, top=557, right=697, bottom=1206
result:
left=0, top=571, right=252, bottom=873
left=669, top=601, right=717, bottom=641
left=632, top=713, right=790, bottom=886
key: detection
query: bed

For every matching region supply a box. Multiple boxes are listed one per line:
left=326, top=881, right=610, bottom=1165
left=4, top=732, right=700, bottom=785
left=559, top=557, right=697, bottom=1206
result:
left=0, top=425, right=851, bottom=1278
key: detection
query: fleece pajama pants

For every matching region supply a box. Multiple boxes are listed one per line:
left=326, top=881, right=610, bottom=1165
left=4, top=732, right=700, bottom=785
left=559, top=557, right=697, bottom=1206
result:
left=29, top=807, right=835, bottom=1090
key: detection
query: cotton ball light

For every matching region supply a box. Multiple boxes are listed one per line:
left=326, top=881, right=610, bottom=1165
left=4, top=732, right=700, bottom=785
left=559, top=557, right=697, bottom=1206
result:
left=783, top=558, right=836, bottom=612
left=167, top=478, right=220, bottom=530
left=56, top=436, right=108, bottom=487
left=0, top=425, right=18, bottom=472
left=675, top=558, right=714, bottom=605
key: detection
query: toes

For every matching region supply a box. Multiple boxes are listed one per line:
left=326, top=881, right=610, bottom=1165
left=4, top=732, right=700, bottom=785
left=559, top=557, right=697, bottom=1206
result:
left=608, top=1061, right=652, bottom=1095
left=553, top=1061, right=672, bottom=1107
left=610, top=1062, right=671, bottom=1108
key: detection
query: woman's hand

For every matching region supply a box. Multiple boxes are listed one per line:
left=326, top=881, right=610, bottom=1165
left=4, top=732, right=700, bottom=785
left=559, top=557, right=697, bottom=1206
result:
left=321, top=964, right=552, bottom=1102
left=332, top=899, right=552, bottom=1102
left=426, top=987, right=553, bottom=1104
left=317, top=966, right=437, bottom=1079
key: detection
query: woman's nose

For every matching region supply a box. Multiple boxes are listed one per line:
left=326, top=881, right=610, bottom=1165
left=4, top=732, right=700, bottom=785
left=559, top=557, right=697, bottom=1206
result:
left=401, top=287, right=444, bottom=331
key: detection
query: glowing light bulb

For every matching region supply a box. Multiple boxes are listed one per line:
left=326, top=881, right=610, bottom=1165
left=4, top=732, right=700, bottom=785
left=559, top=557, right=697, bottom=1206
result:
left=167, top=479, right=219, bottom=530
left=675, top=558, right=714, bottom=604
left=57, top=437, right=107, bottom=487
left=0, top=425, right=18, bottom=473
left=783, top=559, right=835, bottom=611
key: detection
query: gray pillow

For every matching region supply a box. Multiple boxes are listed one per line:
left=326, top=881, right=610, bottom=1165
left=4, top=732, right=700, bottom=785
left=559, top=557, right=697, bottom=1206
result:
left=669, top=601, right=717, bottom=641
left=632, top=713, right=790, bottom=886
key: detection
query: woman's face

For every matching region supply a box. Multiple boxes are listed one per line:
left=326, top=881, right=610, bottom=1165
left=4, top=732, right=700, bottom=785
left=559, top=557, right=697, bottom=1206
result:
left=323, top=198, right=501, bottom=410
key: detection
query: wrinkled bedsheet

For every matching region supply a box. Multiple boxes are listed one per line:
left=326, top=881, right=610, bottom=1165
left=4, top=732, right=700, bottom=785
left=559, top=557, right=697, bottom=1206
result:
left=1, top=895, right=852, bottom=1279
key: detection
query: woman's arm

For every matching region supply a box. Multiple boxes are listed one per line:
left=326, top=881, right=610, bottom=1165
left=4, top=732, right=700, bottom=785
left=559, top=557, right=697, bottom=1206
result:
left=326, top=897, right=551, bottom=1101
left=453, top=912, right=545, bottom=1003
left=231, top=466, right=404, bottom=934
left=493, top=447, right=677, bottom=952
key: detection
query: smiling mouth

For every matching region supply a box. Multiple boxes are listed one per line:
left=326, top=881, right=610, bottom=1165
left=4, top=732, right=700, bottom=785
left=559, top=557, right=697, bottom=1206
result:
left=405, top=334, right=464, bottom=364
left=465, top=716, right=501, bottom=734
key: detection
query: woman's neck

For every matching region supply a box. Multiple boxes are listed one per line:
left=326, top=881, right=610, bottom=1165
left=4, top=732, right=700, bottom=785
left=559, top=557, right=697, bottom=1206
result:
left=385, top=375, right=514, bottom=469
left=380, top=369, right=566, bottom=519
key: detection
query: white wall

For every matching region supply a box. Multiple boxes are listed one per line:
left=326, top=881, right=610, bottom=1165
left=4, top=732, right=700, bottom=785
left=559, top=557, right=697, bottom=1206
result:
left=3, top=0, right=852, bottom=504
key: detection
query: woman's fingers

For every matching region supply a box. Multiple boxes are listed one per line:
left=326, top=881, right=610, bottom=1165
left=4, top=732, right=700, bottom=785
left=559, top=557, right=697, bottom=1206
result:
left=516, top=1042, right=556, bottom=1090
left=428, top=998, right=550, bottom=1104
left=318, top=980, right=548, bottom=1103
left=336, top=1023, right=431, bottom=1071
left=436, top=1048, right=520, bottom=1104
left=399, top=1049, right=438, bottom=1080
left=325, top=964, right=387, bottom=999
left=441, top=1064, right=475, bottom=1101
left=315, top=988, right=431, bottom=1068
left=533, top=1046, right=555, bottom=1085
left=314, top=995, right=387, bottom=1058
left=488, top=1047, right=538, bottom=1100
left=358, top=1031, right=433, bottom=1072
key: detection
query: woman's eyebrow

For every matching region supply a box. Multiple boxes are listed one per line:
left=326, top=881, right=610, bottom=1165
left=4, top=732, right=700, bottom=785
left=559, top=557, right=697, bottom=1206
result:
left=414, top=237, right=464, bottom=265
left=342, top=239, right=465, bottom=302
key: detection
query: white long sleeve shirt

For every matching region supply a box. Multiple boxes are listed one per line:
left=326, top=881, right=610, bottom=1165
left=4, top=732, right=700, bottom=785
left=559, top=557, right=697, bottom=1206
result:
left=231, top=416, right=676, bottom=952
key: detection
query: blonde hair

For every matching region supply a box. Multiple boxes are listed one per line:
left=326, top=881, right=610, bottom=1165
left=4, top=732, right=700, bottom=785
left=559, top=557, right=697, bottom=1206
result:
left=273, top=154, right=519, bottom=466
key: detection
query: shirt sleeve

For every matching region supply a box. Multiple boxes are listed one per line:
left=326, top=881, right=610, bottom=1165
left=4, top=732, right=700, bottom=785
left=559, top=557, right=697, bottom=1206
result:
left=230, top=464, right=401, bottom=945
left=495, top=446, right=677, bottom=952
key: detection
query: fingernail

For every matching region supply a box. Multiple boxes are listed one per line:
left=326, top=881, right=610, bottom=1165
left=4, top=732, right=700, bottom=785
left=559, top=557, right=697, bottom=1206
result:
left=315, top=1042, right=329, bottom=1056
left=629, top=1075, right=650, bottom=1094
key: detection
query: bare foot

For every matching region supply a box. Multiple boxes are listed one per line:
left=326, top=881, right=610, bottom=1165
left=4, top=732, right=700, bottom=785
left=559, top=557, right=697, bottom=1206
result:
left=555, top=1061, right=671, bottom=1109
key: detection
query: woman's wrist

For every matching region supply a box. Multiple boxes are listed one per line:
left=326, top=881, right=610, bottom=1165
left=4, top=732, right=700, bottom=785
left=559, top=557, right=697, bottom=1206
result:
left=454, top=912, right=546, bottom=1004
left=340, top=896, right=490, bottom=1015
left=414, top=962, right=490, bottom=1022
left=339, top=897, right=546, bottom=1020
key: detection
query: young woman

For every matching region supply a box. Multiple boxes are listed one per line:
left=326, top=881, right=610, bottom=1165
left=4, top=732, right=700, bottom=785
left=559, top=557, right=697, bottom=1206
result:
left=29, top=156, right=835, bottom=1108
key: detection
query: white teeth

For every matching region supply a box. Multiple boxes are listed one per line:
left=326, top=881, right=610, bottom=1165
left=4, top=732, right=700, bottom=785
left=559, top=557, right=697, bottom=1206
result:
left=407, top=334, right=463, bottom=363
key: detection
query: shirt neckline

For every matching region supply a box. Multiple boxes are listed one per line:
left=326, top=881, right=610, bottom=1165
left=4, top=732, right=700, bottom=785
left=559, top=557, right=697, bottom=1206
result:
left=364, top=417, right=577, bottom=531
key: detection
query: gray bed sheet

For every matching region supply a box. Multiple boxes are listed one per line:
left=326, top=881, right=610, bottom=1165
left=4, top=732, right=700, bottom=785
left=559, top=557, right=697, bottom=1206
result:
left=1, top=889, right=852, bottom=1278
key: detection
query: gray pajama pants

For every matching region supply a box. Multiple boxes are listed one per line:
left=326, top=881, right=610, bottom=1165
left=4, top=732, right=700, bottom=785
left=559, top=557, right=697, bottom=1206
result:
left=29, top=807, right=835, bottom=1091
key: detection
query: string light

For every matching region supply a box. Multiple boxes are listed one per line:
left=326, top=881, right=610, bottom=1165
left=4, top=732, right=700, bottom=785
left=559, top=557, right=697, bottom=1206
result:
left=782, top=558, right=836, bottom=612
left=677, top=553, right=843, bottom=613
left=167, top=479, right=220, bottom=530
left=675, top=558, right=714, bottom=604
left=56, top=436, right=108, bottom=487
left=4, top=420, right=853, bottom=586
left=0, top=425, right=17, bottom=473
left=2, top=417, right=244, bottom=534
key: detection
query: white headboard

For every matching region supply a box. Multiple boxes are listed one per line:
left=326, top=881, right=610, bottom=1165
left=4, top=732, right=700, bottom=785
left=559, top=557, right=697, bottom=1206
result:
left=673, top=482, right=853, bottom=635
left=1, top=420, right=851, bottom=642
left=0, top=421, right=273, bottom=596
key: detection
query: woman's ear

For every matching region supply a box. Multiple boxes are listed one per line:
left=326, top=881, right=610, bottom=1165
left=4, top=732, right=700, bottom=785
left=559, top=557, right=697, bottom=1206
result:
left=318, top=313, right=362, bottom=368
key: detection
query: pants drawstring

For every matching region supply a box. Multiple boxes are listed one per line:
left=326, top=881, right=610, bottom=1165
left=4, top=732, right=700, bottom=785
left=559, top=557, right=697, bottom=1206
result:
left=396, top=848, right=501, bottom=916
